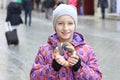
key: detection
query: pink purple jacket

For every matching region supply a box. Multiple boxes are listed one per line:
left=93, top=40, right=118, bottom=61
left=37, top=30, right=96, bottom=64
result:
left=30, top=32, right=102, bottom=80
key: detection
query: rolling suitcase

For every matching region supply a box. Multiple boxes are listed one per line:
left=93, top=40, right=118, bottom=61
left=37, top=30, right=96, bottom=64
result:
left=5, top=29, right=19, bottom=45
left=5, top=22, right=19, bottom=45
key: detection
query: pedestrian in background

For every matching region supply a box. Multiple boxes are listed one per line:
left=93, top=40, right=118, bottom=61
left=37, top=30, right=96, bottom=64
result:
left=6, top=1, right=23, bottom=29
left=35, top=0, right=41, bottom=12
left=68, top=0, right=79, bottom=15
left=5, top=1, right=23, bottom=45
left=16, top=0, right=23, bottom=11
left=30, top=4, right=102, bottom=80
left=68, top=0, right=77, bottom=7
left=43, top=0, right=56, bottom=19
left=77, top=0, right=83, bottom=15
left=97, top=0, right=108, bottom=19
left=22, top=0, right=33, bottom=26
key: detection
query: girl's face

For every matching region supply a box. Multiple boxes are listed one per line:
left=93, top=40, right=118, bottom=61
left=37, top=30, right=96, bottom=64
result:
left=55, top=15, right=75, bottom=42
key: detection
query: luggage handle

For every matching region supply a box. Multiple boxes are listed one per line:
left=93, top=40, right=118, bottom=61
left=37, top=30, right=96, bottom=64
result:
left=5, top=22, right=13, bottom=31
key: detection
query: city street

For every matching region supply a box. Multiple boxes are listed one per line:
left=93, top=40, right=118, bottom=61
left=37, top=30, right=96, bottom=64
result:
left=0, top=9, right=120, bottom=80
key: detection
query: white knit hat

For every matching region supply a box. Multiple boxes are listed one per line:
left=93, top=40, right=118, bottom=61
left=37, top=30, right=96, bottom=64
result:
left=53, top=4, right=78, bottom=30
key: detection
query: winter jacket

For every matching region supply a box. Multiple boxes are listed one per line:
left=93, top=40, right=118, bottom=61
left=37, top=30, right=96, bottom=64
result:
left=43, top=0, right=55, bottom=8
left=97, top=0, right=108, bottom=8
left=30, top=32, right=102, bottom=80
left=22, top=0, right=33, bottom=12
left=6, top=2, right=23, bottom=26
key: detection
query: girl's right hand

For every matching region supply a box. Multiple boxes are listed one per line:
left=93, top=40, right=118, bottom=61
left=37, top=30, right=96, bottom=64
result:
left=54, top=55, right=68, bottom=66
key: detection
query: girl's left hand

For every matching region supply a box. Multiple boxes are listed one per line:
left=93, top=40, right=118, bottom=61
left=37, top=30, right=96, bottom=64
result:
left=67, top=55, right=80, bottom=66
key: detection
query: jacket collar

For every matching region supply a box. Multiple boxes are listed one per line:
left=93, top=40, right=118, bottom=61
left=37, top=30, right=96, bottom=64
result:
left=47, top=32, right=86, bottom=49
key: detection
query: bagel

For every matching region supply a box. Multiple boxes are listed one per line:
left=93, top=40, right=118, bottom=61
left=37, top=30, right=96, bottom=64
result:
left=54, top=42, right=76, bottom=66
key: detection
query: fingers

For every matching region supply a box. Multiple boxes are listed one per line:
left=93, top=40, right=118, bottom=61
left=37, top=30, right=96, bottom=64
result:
left=54, top=54, right=79, bottom=67
left=67, top=55, right=79, bottom=66
left=55, top=56, right=67, bottom=66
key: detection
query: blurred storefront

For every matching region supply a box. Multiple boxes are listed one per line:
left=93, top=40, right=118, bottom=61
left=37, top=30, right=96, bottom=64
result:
left=75, top=0, right=120, bottom=16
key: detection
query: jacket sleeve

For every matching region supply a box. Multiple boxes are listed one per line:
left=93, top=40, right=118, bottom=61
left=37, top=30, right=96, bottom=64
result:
left=30, top=47, right=57, bottom=80
left=74, top=45, right=102, bottom=80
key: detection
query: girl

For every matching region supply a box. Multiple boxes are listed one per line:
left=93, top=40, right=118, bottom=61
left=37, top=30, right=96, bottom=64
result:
left=30, top=4, right=102, bottom=80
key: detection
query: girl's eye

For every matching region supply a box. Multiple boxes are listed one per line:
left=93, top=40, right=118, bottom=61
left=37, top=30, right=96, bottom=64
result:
left=58, top=23, right=63, bottom=25
left=68, top=22, right=73, bottom=25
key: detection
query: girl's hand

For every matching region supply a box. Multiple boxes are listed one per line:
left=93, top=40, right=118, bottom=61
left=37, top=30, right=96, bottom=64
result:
left=67, top=55, right=79, bottom=66
left=54, top=55, right=69, bottom=66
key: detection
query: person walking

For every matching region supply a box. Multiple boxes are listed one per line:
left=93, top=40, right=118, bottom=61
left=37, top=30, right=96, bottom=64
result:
left=30, top=4, right=102, bottom=80
left=5, top=1, right=23, bottom=45
left=43, top=0, right=56, bottom=19
left=6, top=1, right=23, bottom=28
left=68, top=0, right=77, bottom=7
left=35, top=0, right=41, bottom=12
left=68, top=0, right=80, bottom=15
left=97, top=0, right=109, bottom=19
left=22, top=0, right=33, bottom=26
